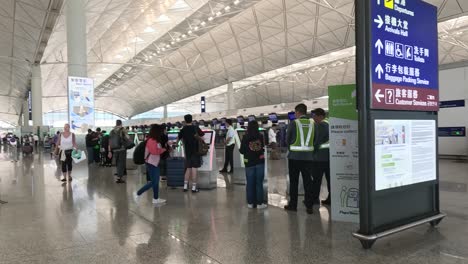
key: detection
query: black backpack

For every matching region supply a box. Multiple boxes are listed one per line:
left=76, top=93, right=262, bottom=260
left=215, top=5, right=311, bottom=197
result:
left=133, top=140, right=148, bottom=165
left=195, top=133, right=209, bottom=156
left=110, top=129, right=122, bottom=150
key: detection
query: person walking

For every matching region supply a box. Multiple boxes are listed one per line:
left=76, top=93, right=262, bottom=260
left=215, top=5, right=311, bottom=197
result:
left=100, top=131, right=111, bottom=167
left=56, top=124, right=77, bottom=182
left=240, top=121, right=267, bottom=209
left=311, top=108, right=331, bottom=205
left=136, top=125, right=167, bottom=205
left=33, top=134, right=39, bottom=149
left=9, top=136, right=18, bottom=162
left=109, top=120, right=130, bottom=183
left=220, top=119, right=236, bottom=173
left=178, top=114, right=205, bottom=192
left=284, top=103, right=317, bottom=214
left=159, top=124, right=169, bottom=181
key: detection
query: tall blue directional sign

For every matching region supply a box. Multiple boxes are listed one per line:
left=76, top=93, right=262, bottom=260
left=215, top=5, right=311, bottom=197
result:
left=371, top=0, right=438, bottom=111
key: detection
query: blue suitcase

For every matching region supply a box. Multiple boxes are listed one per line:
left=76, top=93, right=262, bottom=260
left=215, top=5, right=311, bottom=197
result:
left=166, top=158, right=185, bottom=188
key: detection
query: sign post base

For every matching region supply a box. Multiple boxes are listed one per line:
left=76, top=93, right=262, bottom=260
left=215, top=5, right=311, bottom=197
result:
left=352, top=213, right=446, bottom=249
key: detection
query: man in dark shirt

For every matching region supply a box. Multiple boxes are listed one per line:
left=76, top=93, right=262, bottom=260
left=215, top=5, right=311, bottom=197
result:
left=311, top=108, right=331, bottom=205
left=85, top=129, right=94, bottom=165
left=178, top=114, right=205, bottom=192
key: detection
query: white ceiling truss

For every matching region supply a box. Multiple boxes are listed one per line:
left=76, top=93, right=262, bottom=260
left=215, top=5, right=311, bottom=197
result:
left=0, top=0, right=467, bottom=125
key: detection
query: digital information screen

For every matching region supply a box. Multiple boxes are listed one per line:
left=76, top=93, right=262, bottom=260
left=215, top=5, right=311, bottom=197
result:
left=202, top=131, right=213, bottom=144
left=248, top=115, right=256, bottom=122
left=374, top=119, right=436, bottom=191
left=268, top=113, right=278, bottom=123
left=288, top=112, right=296, bottom=121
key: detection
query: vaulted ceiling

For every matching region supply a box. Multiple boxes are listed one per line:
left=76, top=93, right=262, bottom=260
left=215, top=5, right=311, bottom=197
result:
left=0, top=0, right=468, bottom=124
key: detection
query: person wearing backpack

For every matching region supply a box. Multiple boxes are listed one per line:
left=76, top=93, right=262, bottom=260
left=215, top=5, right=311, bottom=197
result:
left=135, top=125, right=167, bottom=205
left=240, top=121, right=267, bottom=209
left=108, top=120, right=130, bottom=183
left=177, top=114, right=205, bottom=192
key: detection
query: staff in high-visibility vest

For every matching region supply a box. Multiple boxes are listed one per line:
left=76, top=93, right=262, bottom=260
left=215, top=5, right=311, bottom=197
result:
left=311, top=108, right=331, bottom=205
left=284, top=103, right=317, bottom=214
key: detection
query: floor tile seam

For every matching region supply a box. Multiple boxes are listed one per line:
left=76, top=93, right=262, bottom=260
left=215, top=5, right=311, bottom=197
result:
left=70, top=179, right=226, bottom=264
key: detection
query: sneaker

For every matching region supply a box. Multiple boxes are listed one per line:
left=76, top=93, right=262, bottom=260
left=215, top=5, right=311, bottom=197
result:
left=284, top=205, right=297, bottom=212
left=257, top=204, right=268, bottom=209
left=306, top=207, right=314, bottom=214
left=247, top=204, right=254, bottom=209
left=152, top=198, right=166, bottom=205
left=183, top=188, right=188, bottom=192
left=321, top=198, right=331, bottom=205
left=116, top=179, right=125, bottom=184
left=133, top=192, right=141, bottom=203
left=191, top=189, right=199, bottom=193
left=219, top=169, right=228, bottom=173
left=61, top=178, right=67, bottom=182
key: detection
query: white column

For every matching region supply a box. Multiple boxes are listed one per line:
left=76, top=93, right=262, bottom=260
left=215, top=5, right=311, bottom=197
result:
left=22, top=101, right=28, bottom=127
left=31, top=65, right=42, bottom=126
left=66, top=0, right=87, bottom=77
left=163, top=105, right=168, bottom=119
left=227, top=82, right=234, bottom=110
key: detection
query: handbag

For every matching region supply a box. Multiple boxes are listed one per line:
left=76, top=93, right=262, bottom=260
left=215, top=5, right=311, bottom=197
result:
left=72, top=150, right=87, bottom=164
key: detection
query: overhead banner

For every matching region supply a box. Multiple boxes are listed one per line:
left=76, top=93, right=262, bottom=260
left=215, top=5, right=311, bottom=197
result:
left=371, top=0, right=438, bottom=111
left=329, top=84, right=359, bottom=223
left=68, top=76, right=94, bottom=133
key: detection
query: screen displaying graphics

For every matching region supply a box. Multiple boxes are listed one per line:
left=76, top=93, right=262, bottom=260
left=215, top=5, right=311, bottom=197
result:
left=68, top=77, right=94, bottom=133
left=288, top=112, right=296, bottom=121
left=202, top=131, right=213, bottom=144
left=268, top=113, right=278, bottom=123
left=374, top=119, right=436, bottom=191
left=248, top=115, right=256, bottom=122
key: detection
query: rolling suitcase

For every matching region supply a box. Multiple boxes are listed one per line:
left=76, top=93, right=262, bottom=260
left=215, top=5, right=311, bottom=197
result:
left=166, top=157, right=185, bottom=188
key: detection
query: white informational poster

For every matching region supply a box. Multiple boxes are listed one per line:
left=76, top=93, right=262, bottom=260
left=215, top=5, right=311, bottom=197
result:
left=68, top=76, right=94, bottom=133
left=374, top=119, right=436, bottom=191
left=329, top=85, right=359, bottom=223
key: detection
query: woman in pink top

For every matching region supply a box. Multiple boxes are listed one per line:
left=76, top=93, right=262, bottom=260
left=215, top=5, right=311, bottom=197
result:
left=136, top=125, right=167, bottom=205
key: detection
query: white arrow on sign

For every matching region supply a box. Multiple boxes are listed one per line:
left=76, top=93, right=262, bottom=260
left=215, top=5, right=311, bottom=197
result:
left=375, top=39, right=383, bottom=54
left=375, top=64, right=384, bottom=79
left=375, top=89, right=384, bottom=103
left=374, top=15, right=384, bottom=29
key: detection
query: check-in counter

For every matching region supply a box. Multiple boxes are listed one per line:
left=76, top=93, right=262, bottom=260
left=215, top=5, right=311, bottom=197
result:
left=167, top=129, right=218, bottom=189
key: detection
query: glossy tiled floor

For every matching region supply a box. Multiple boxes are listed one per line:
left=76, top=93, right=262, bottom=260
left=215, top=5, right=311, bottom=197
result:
left=0, top=145, right=467, bottom=264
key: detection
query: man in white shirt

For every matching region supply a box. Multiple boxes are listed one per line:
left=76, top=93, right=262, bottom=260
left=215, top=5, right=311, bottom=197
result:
left=220, top=119, right=236, bottom=173
left=33, top=134, right=39, bottom=149
left=269, top=124, right=280, bottom=160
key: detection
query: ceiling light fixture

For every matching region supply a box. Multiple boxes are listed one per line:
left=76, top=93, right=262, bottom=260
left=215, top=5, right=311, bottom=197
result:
left=208, top=16, right=214, bottom=21
left=182, top=34, right=187, bottom=38
left=200, top=21, right=206, bottom=26
left=216, top=11, right=222, bottom=17
left=225, top=6, right=231, bottom=11
left=233, top=0, right=240, bottom=5
left=144, top=26, right=155, bottom=33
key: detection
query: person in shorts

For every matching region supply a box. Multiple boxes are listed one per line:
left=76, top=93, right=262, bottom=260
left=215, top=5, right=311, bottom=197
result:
left=178, top=114, right=205, bottom=192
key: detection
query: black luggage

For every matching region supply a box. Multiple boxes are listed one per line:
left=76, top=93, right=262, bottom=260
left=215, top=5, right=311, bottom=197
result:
left=166, top=157, right=185, bottom=188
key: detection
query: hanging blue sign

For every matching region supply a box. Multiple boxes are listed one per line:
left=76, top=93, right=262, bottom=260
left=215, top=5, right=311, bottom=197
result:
left=371, top=0, right=438, bottom=111
left=438, top=127, right=466, bottom=137
left=440, top=100, right=465, bottom=108
left=201, top=96, right=206, bottom=113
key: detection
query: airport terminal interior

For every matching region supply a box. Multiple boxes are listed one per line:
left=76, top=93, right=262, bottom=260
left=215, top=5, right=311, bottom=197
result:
left=0, top=0, right=468, bottom=263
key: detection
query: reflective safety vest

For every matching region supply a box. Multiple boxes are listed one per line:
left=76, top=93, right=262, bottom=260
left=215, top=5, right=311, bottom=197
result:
left=290, top=118, right=315, bottom=152
left=319, top=119, right=330, bottom=150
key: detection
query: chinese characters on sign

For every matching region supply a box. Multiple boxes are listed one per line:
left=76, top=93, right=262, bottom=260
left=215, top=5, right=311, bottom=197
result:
left=371, top=0, right=438, bottom=111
